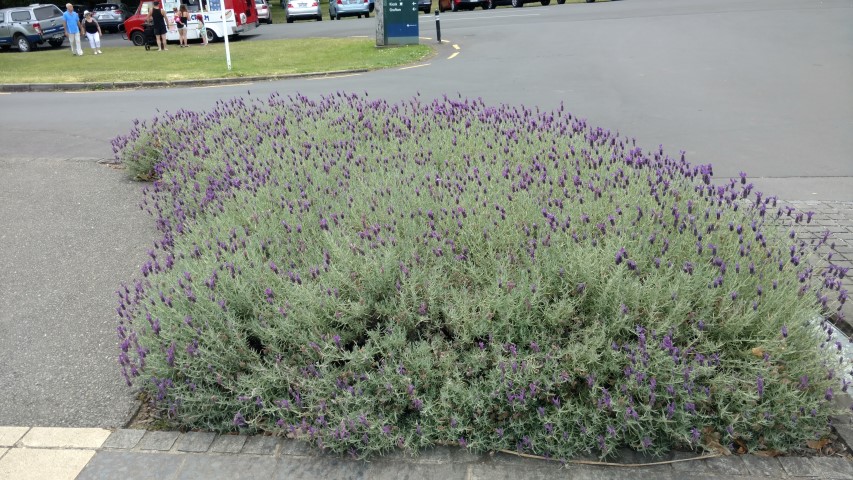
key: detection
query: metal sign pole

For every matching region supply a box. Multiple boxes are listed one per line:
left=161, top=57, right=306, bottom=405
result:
left=221, top=0, right=231, bottom=70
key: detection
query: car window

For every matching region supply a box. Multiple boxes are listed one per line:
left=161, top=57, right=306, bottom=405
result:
left=34, top=6, right=62, bottom=20
left=11, top=11, right=32, bottom=22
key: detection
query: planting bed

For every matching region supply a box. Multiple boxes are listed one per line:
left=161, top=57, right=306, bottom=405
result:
left=115, top=93, right=849, bottom=459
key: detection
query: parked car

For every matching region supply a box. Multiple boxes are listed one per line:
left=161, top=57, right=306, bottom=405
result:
left=0, top=4, right=65, bottom=52
left=72, top=4, right=88, bottom=18
left=92, top=3, right=129, bottom=33
left=329, top=0, right=370, bottom=19
left=255, top=0, right=272, bottom=24
left=438, top=0, right=486, bottom=11
left=468, top=0, right=554, bottom=7
left=283, top=0, right=322, bottom=22
left=418, top=0, right=431, bottom=13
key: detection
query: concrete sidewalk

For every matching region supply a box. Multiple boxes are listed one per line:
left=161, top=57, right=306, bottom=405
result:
left=2, top=426, right=853, bottom=480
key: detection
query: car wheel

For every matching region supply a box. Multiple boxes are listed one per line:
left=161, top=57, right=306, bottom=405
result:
left=586, top=0, right=595, bottom=2
left=131, top=31, right=144, bottom=46
left=206, top=28, right=218, bottom=43
left=365, top=11, right=369, bottom=17
left=425, top=6, right=431, bottom=13
left=287, top=16, right=294, bottom=22
left=557, top=0, right=564, bottom=3
left=511, top=0, right=523, bottom=7
left=48, top=37, right=64, bottom=48
left=15, top=35, right=33, bottom=52
left=268, top=17, right=273, bottom=24
left=540, top=0, right=549, bottom=4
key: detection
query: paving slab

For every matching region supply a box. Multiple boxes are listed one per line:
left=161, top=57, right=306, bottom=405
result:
left=612, top=448, right=673, bottom=475
left=77, top=451, right=185, bottom=480
left=280, top=439, right=315, bottom=456
left=0, top=447, right=95, bottom=480
left=208, top=434, right=246, bottom=454
left=175, top=432, right=216, bottom=453
left=240, top=435, right=279, bottom=455
left=670, top=451, right=711, bottom=473
left=137, top=431, right=179, bottom=451
left=469, top=462, right=675, bottom=480
left=740, top=455, right=786, bottom=477
left=364, top=461, right=469, bottom=480
left=813, top=457, right=853, bottom=479
left=102, top=429, right=146, bottom=449
left=778, top=456, right=820, bottom=477
left=176, top=453, right=277, bottom=479
left=703, top=455, right=748, bottom=475
left=0, top=426, right=29, bottom=447
left=275, top=455, right=373, bottom=480
left=20, top=427, right=111, bottom=449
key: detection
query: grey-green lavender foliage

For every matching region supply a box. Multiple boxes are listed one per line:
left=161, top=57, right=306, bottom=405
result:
left=114, top=93, right=848, bottom=460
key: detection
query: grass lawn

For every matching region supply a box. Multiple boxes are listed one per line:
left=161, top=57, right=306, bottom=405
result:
left=0, top=38, right=431, bottom=84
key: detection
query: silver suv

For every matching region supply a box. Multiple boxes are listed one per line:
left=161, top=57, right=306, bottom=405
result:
left=93, top=3, right=130, bottom=33
left=0, top=4, right=65, bottom=53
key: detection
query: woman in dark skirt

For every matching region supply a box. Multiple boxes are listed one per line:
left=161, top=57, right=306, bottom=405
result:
left=146, top=1, right=170, bottom=51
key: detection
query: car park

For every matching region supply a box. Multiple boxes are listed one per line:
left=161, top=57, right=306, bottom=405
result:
left=283, top=0, right=322, bottom=22
left=0, top=4, right=65, bottom=52
left=256, top=0, right=272, bottom=23
left=329, top=0, right=371, bottom=19
left=93, top=3, right=130, bottom=32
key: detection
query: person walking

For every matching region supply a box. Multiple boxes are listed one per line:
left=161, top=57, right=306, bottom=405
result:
left=62, top=3, right=83, bottom=56
left=176, top=5, right=189, bottom=47
left=82, top=11, right=103, bottom=55
left=146, top=1, right=170, bottom=51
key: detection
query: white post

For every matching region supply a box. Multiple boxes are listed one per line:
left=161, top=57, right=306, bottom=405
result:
left=221, top=1, right=231, bottom=70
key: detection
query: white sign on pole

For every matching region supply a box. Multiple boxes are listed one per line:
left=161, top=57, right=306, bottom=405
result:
left=221, top=3, right=231, bottom=70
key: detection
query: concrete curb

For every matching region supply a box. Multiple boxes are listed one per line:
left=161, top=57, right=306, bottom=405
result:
left=2, top=426, right=852, bottom=480
left=0, top=69, right=370, bottom=93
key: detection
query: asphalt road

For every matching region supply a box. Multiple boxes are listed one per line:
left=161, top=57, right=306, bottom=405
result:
left=0, top=0, right=851, bottom=428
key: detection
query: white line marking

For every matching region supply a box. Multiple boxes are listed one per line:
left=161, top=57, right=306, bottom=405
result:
left=448, top=52, right=459, bottom=60
left=421, top=12, right=539, bottom=22
left=308, top=74, right=362, bottom=80
left=190, top=82, right=253, bottom=89
left=350, top=35, right=369, bottom=38
left=399, top=63, right=430, bottom=70
left=453, top=44, right=460, bottom=50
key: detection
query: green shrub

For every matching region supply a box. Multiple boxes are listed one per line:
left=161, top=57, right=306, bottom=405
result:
left=115, top=93, right=847, bottom=459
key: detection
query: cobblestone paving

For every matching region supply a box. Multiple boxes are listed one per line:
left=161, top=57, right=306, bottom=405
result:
left=786, top=201, right=853, bottom=332
left=70, top=429, right=853, bottom=480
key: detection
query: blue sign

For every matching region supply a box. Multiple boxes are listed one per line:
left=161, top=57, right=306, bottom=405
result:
left=382, top=0, right=418, bottom=46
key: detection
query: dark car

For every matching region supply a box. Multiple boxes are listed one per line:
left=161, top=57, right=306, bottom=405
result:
left=438, top=0, right=485, bottom=10
left=93, top=3, right=129, bottom=32
left=418, top=0, right=431, bottom=13
left=71, top=4, right=88, bottom=17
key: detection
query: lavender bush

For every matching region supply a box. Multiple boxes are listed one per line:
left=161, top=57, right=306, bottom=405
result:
left=114, top=93, right=849, bottom=459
